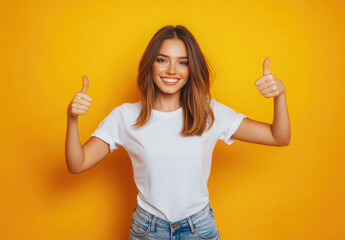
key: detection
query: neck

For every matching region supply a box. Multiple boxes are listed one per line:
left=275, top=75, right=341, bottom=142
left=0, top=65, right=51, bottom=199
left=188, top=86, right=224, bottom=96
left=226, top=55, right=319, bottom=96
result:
left=153, top=92, right=181, bottom=112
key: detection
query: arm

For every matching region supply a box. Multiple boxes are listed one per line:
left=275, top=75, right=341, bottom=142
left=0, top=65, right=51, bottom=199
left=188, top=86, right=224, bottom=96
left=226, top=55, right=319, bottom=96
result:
left=272, top=93, right=290, bottom=145
left=65, top=76, right=111, bottom=174
left=65, top=116, right=84, bottom=173
left=232, top=57, right=291, bottom=146
left=65, top=115, right=111, bottom=174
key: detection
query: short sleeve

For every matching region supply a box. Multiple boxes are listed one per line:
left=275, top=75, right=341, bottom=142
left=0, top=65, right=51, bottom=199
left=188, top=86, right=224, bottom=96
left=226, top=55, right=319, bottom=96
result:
left=90, top=106, right=123, bottom=153
left=212, top=98, right=248, bottom=145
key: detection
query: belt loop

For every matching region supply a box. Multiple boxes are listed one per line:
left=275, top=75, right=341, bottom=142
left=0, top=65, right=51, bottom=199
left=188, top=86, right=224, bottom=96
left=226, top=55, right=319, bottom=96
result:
left=187, top=216, right=195, bottom=234
left=208, top=202, right=212, bottom=212
left=151, top=216, right=157, bottom=232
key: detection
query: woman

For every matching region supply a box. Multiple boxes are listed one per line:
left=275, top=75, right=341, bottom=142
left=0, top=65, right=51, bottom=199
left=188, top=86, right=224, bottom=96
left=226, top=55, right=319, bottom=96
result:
left=65, top=25, right=290, bottom=239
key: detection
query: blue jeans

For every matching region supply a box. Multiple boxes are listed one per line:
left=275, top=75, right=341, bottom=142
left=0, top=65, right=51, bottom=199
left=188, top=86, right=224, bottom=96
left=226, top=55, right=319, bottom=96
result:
left=129, top=202, right=221, bottom=240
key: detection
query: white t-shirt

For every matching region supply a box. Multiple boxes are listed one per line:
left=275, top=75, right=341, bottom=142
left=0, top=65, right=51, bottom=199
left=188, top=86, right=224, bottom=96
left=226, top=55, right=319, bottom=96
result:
left=90, top=98, right=248, bottom=222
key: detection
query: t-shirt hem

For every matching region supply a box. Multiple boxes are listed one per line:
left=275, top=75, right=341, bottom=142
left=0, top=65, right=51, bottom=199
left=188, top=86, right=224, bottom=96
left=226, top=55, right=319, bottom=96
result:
left=90, top=129, right=121, bottom=153
left=222, top=113, right=248, bottom=145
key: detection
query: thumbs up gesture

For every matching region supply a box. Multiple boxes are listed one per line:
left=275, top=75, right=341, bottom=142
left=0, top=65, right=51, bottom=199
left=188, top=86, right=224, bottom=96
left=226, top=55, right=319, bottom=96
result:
left=67, top=75, right=93, bottom=118
left=255, top=57, right=285, bottom=98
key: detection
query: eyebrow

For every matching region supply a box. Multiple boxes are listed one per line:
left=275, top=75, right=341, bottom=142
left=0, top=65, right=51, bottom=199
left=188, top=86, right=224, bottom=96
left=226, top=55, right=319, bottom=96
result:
left=157, top=53, right=188, bottom=59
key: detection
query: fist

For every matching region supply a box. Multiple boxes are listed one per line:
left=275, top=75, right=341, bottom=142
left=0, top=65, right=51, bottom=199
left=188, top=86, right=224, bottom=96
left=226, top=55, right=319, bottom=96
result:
left=255, top=57, right=285, bottom=98
left=67, top=75, right=93, bottom=118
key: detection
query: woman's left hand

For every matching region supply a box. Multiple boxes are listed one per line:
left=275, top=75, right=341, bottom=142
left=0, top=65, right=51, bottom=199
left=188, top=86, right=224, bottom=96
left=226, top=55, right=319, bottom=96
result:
left=255, top=57, right=285, bottom=98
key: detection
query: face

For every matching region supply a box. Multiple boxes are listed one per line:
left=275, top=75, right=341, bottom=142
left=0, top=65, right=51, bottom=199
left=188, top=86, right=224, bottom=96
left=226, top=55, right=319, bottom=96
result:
left=152, top=38, right=189, bottom=97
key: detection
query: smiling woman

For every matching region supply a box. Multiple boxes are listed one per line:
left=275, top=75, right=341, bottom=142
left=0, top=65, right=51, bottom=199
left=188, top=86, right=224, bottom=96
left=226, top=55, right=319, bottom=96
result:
left=65, top=24, right=290, bottom=240
left=134, top=25, right=215, bottom=137
left=152, top=39, right=190, bottom=98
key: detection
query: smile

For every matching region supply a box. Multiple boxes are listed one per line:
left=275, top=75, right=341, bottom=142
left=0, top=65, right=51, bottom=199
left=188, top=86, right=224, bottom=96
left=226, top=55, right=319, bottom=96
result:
left=160, top=77, right=180, bottom=85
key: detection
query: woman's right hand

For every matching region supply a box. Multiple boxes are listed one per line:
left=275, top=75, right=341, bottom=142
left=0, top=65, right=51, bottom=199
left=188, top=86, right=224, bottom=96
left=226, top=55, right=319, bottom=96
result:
left=67, top=75, right=93, bottom=118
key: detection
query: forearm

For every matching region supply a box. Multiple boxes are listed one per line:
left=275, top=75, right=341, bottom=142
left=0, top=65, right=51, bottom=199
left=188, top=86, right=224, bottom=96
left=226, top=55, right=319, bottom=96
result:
left=65, top=115, right=84, bottom=173
left=271, top=92, right=291, bottom=145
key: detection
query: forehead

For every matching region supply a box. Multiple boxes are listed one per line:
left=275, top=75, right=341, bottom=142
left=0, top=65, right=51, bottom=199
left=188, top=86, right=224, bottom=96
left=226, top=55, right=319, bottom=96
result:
left=159, top=39, right=187, bottom=57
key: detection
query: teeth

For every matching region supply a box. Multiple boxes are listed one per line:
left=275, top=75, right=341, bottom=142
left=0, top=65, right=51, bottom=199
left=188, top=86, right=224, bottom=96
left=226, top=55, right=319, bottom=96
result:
left=161, top=77, right=179, bottom=83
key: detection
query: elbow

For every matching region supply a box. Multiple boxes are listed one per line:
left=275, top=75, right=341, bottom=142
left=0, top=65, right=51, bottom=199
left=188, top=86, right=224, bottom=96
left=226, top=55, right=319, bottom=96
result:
left=276, top=138, right=290, bottom=146
left=272, top=132, right=290, bottom=146
left=66, top=159, right=84, bottom=174
left=281, top=141, right=290, bottom=146
left=68, top=168, right=82, bottom=174
left=271, top=126, right=291, bottom=147
left=284, top=135, right=291, bottom=146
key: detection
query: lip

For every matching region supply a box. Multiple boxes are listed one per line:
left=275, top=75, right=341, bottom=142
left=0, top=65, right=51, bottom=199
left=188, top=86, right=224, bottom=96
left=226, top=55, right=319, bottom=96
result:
left=160, top=76, right=180, bottom=79
left=160, top=77, right=180, bottom=85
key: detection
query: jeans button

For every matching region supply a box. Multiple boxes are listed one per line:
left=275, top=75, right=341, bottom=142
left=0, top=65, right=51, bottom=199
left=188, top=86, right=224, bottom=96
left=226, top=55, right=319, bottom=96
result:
left=172, top=223, right=179, bottom=229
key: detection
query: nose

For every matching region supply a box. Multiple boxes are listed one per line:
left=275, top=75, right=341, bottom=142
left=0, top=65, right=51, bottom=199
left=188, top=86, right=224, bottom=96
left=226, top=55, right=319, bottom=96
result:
left=166, top=62, right=176, bottom=75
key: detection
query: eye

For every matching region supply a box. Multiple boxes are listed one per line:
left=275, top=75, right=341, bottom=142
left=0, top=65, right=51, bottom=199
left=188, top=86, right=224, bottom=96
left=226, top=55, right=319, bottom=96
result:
left=156, top=58, right=167, bottom=63
left=179, top=61, right=189, bottom=66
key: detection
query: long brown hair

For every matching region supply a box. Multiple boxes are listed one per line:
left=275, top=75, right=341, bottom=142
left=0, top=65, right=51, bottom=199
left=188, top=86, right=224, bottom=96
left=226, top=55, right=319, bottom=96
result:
left=133, top=25, right=215, bottom=136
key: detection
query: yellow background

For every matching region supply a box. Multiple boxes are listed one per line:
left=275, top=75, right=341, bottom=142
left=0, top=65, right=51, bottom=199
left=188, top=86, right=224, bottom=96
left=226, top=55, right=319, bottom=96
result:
left=1, top=0, right=344, bottom=239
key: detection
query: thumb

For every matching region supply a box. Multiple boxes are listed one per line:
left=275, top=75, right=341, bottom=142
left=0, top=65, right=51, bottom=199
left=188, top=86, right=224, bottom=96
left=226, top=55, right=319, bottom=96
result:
left=263, top=57, right=271, bottom=75
left=81, top=75, right=89, bottom=93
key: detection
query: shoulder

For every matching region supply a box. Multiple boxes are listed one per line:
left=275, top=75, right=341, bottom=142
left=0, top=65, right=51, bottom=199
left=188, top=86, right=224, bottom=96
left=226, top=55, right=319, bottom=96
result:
left=209, top=98, right=229, bottom=112
left=209, top=97, right=241, bottom=120
left=117, top=102, right=141, bottom=113
left=107, top=102, right=141, bottom=120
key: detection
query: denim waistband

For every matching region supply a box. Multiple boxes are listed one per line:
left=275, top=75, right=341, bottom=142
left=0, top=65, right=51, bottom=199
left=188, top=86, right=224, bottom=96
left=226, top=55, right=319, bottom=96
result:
left=133, top=202, right=213, bottom=232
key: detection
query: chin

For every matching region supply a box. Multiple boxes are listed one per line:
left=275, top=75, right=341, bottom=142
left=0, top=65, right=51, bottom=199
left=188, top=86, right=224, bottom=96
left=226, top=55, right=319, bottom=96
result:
left=158, top=88, right=181, bottom=95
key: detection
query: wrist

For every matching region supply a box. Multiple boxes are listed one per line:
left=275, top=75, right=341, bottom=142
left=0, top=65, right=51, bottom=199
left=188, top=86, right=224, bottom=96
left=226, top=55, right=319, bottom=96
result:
left=277, top=90, right=286, bottom=98
left=67, top=114, right=78, bottom=121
